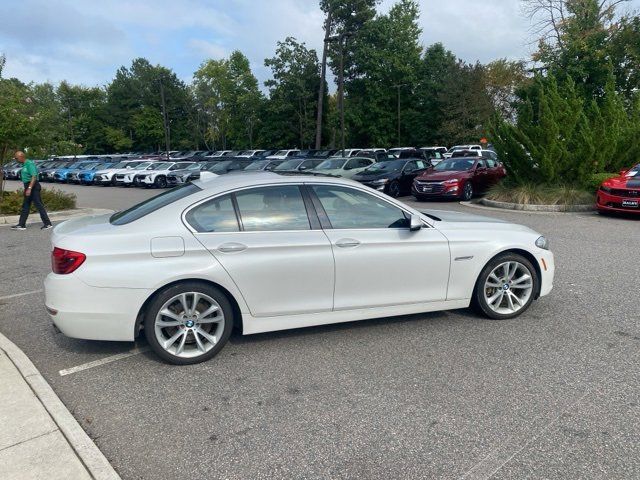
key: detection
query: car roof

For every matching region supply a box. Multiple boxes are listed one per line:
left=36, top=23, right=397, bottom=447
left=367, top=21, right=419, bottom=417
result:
left=194, top=171, right=360, bottom=193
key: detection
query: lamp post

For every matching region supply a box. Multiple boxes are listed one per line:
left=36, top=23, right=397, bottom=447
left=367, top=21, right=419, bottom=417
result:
left=327, top=31, right=353, bottom=157
left=392, top=83, right=408, bottom=146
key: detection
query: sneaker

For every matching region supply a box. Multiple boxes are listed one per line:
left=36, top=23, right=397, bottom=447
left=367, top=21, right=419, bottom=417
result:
left=41, top=224, right=53, bottom=230
left=10, top=225, right=26, bottom=231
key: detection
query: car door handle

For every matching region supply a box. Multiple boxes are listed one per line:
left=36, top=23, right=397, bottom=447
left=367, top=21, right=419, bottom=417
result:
left=335, top=239, right=361, bottom=248
left=218, top=243, right=247, bottom=253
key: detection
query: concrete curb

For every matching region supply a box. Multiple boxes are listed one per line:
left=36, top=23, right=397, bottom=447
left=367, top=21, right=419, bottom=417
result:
left=0, top=333, right=121, bottom=480
left=0, top=208, right=114, bottom=225
left=459, top=201, right=596, bottom=215
left=478, top=198, right=595, bottom=212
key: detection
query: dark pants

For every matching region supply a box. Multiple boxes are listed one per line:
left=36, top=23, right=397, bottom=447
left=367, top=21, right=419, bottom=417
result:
left=18, top=182, right=51, bottom=227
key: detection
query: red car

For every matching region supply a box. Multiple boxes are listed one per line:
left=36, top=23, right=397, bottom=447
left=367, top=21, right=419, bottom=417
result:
left=597, top=163, right=640, bottom=214
left=412, top=157, right=506, bottom=201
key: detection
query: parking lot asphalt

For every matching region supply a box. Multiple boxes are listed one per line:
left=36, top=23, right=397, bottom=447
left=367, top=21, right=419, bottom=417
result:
left=1, top=181, right=640, bottom=479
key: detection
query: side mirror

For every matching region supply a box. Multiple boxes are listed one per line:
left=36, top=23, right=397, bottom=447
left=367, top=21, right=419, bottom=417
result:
left=620, top=170, right=627, bottom=176
left=409, top=214, right=422, bottom=232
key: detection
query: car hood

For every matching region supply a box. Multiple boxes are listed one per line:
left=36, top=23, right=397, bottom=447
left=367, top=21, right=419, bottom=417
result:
left=416, top=171, right=472, bottom=181
left=604, top=175, right=640, bottom=189
left=313, top=169, right=343, bottom=176
left=422, top=209, right=536, bottom=234
left=168, top=169, right=195, bottom=176
left=353, top=171, right=399, bottom=181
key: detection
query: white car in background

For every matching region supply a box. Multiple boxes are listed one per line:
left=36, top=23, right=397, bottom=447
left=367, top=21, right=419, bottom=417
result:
left=312, top=157, right=376, bottom=178
left=45, top=173, right=554, bottom=365
left=266, top=149, right=300, bottom=160
left=330, top=149, right=362, bottom=157
left=237, top=150, right=266, bottom=158
left=444, top=145, right=482, bottom=158
left=94, top=160, right=148, bottom=186
left=137, top=161, right=195, bottom=188
left=116, top=162, right=155, bottom=186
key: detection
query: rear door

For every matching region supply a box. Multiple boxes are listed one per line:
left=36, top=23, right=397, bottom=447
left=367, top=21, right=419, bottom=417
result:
left=308, top=184, right=450, bottom=310
left=187, top=185, right=334, bottom=317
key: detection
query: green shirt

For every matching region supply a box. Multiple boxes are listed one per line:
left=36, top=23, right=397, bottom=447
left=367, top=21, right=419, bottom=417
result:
left=20, top=160, right=38, bottom=183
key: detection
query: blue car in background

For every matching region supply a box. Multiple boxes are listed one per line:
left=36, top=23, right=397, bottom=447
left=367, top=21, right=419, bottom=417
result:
left=53, top=162, right=99, bottom=183
left=77, top=163, right=116, bottom=185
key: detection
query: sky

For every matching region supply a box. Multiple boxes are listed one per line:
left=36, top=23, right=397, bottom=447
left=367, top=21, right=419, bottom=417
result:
left=1, top=0, right=639, bottom=90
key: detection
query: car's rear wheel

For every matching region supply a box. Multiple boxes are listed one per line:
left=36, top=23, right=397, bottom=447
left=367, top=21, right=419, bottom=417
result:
left=387, top=180, right=401, bottom=198
left=144, top=283, right=233, bottom=365
left=461, top=182, right=474, bottom=201
left=472, top=253, right=538, bottom=320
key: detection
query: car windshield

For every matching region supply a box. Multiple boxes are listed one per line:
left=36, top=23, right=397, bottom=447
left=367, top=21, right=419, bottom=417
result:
left=149, top=162, right=172, bottom=170
left=186, top=163, right=206, bottom=170
left=273, top=150, right=288, bottom=156
left=624, top=164, right=640, bottom=177
left=244, top=161, right=267, bottom=170
left=316, top=159, right=347, bottom=170
left=131, top=162, right=153, bottom=170
left=109, top=162, right=128, bottom=169
left=365, top=160, right=404, bottom=172
left=433, top=159, right=475, bottom=171
left=207, top=161, right=232, bottom=171
left=274, top=160, right=301, bottom=170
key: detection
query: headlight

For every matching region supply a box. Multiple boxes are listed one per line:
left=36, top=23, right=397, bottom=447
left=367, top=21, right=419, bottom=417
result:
left=443, top=178, right=459, bottom=185
left=372, top=178, right=389, bottom=184
left=600, top=185, right=612, bottom=193
left=535, top=236, right=549, bottom=250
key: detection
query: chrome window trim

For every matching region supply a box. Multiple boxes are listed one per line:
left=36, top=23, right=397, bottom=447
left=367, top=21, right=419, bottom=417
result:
left=181, top=181, right=434, bottom=234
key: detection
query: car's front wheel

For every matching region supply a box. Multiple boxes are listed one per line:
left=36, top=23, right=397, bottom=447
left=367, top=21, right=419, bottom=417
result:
left=144, top=282, right=233, bottom=365
left=155, top=176, right=167, bottom=188
left=472, top=253, right=538, bottom=320
left=387, top=180, right=401, bottom=198
left=461, top=182, right=474, bottom=201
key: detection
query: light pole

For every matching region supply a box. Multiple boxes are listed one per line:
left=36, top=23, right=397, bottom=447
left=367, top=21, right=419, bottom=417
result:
left=159, top=76, right=171, bottom=160
left=314, top=11, right=332, bottom=150
left=331, top=31, right=353, bottom=157
left=393, top=83, right=408, bottom=147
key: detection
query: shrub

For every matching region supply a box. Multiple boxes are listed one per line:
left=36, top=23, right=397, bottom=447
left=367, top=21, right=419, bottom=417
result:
left=0, top=188, right=76, bottom=215
left=486, top=182, right=593, bottom=206
left=586, top=173, right=618, bottom=192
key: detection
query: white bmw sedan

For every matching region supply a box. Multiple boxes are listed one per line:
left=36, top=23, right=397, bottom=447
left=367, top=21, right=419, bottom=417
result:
left=45, top=173, right=554, bottom=365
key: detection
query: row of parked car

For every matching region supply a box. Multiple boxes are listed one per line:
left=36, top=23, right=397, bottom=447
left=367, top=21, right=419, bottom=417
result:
left=2, top=145, right=505, bottom=200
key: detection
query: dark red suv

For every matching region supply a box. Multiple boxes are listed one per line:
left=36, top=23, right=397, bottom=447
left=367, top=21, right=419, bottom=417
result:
left=412, top=157, right=506, bottom=201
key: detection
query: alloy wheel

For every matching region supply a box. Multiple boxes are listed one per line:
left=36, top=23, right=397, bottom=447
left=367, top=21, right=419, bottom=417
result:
left=462, top=182, right=473, bottom=201
left=153, top=292, right=225, bottom=359
left=387, top=181, right=400, bottom=198
left=483, top=261, right=533, bottom=315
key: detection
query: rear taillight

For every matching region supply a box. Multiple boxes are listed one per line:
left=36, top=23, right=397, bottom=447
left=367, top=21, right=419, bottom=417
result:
left=52, top=247, right=86, bottom=274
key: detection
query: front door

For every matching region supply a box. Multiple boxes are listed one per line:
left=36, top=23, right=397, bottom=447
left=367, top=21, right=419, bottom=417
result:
left=188, top=185, right=334, bottom=317
left=308, top=184, right=450, bottom=310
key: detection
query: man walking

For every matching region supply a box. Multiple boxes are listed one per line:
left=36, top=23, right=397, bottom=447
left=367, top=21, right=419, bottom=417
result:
left=11, top=151, right=52, bottom=230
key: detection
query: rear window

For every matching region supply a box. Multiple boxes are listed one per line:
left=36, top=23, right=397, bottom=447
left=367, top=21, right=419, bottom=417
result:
left=110, top=183, right=201, bottom=225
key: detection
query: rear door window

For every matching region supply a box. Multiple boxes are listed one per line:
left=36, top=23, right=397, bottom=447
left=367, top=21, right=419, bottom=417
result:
left=235, top=186, right=310, bottom=231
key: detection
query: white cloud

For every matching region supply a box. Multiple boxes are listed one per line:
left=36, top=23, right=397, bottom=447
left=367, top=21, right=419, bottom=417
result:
left=187, top=39, right=228, bottom=59
left=2, top=0, right=639, bottom=88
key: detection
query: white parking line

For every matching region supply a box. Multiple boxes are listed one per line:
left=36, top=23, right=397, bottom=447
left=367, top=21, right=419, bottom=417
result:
left=59, top=347, right=149, bottom=376
left=0, top=289, right=44, bottom=301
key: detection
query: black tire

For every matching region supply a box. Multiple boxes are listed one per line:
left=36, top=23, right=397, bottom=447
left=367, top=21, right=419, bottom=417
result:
left=155, top=176, right=167, bottom=188
left=111, top=177, right=118, bottom=186
left=387, top=180, right=401, bottom=198
left=471, top=252, right=539, bottom=320
left=461, top=182, right=474, bottom=201
left=144, top=282, right=234, bottom=365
